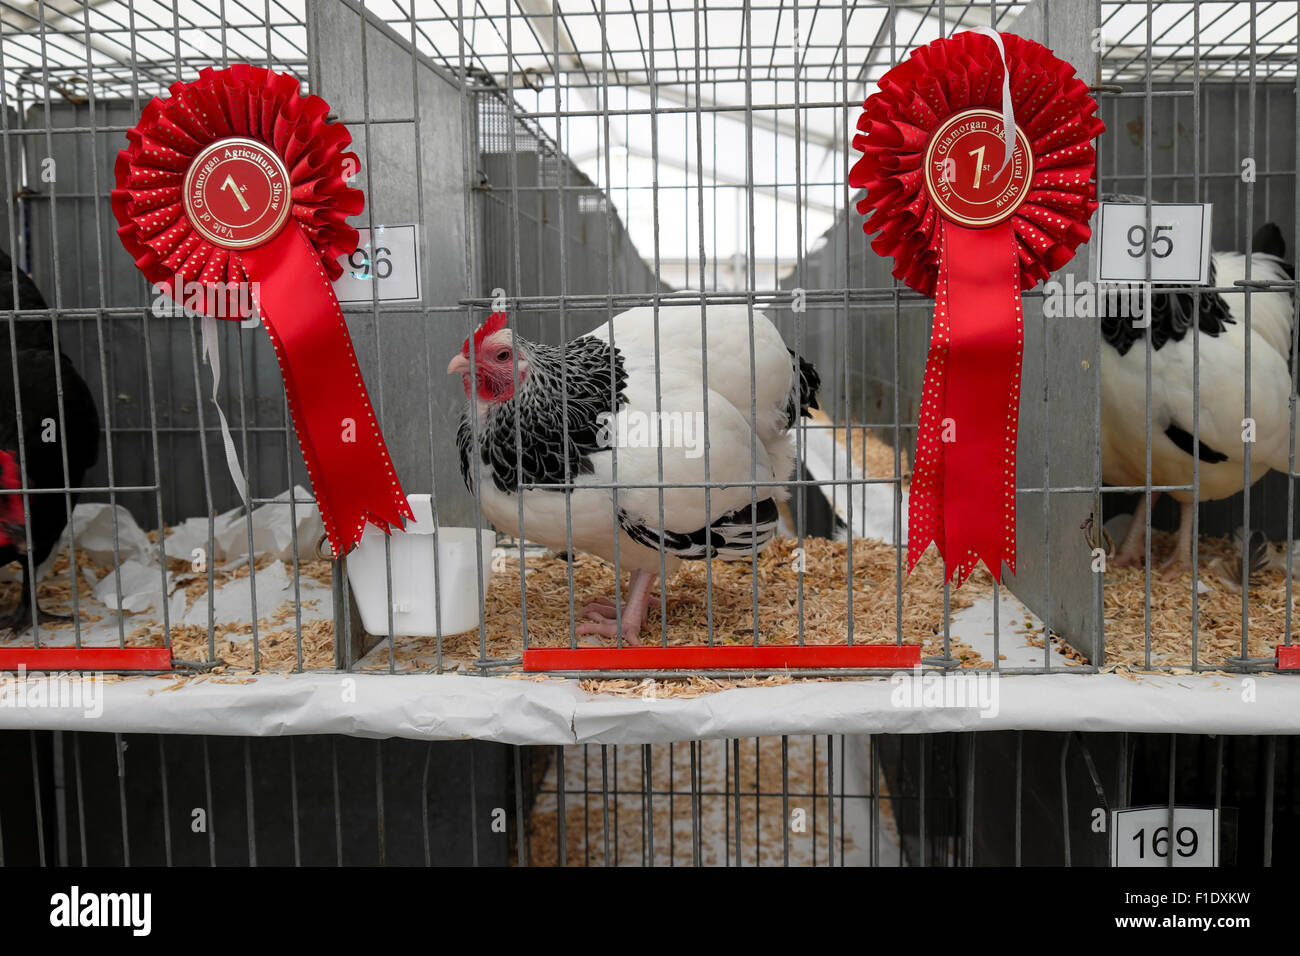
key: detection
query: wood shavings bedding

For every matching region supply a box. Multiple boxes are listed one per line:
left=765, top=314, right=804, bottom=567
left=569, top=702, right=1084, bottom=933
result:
left=6, top=531, right=1294, bottom=683
left=427, top=535, right=989, bottom=673
left=123, top=616, right=336, bottom=673
left=1100, top=530, right=1296, bottom=668
left=366, top=524, right=1299, bottom=683
left=579, top=673, right=800, bottom=699
left=0, top=547, right=338, bottom=673
left=0, top=426, right=1293, bottom=684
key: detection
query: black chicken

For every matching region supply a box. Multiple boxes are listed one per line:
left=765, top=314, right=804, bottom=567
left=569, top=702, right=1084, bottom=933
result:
left=0, top=249, right=100, bottom=631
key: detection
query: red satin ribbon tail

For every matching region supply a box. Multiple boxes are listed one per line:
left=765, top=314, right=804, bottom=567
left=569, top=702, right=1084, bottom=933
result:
left=906, top=223, right=1023, bottom=587
left=241, top=226, right=413, bottom=556
left=941, top=222, right=1023, bottom=586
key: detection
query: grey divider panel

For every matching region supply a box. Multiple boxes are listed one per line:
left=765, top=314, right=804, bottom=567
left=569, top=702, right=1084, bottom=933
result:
left=1005, top=0, right=1101, bottom=661
left=308, top=0, right=476, bottom=528
left=1102, top=84, right=1295, bottom=253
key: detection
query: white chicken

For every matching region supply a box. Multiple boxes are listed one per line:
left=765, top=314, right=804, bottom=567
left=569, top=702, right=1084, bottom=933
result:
left=448, top=306, right=821, bottom=644
left=1102, top=221, right=1296, bottom=574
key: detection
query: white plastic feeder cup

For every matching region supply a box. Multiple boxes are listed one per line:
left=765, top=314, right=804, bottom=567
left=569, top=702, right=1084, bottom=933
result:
left=346, top=494, right=495, bottom=637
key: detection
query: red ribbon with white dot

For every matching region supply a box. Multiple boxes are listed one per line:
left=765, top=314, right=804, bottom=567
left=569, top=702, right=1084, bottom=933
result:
left=111, top=64, right=414, bottom=556
left=850, top=31, right=1103, bottom=585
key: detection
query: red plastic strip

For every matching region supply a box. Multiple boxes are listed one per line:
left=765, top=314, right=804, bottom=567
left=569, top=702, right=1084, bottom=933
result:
left=1277, top=645, right=1300, bottom=670
left=523, top=643, right=922, bottom=672
left=0, top=647, right=172, bottom=671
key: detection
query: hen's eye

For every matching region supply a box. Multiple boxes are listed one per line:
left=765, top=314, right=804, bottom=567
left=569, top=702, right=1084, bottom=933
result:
left=496, top=350, right=510, bottom=362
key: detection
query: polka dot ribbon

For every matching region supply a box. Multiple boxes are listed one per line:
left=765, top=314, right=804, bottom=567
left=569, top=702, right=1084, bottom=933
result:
left=111, top=64, right=414, bottom=557
left=850, top=31, right=1103, bottom=585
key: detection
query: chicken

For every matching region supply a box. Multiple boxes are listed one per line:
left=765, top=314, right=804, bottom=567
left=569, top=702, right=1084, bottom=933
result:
left=0, top=250, right=100, bottom=631
left=449, top=306, right=821, bottom=644
left=1101, top=221, right=1295, bottom=576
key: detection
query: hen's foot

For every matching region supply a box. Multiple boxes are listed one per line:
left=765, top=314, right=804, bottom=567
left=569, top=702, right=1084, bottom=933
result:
left=575, top=618, right=644, bottom=646
left=575, top=570, right=657, bottom=646
left=581, top=597, right=618, bottom=622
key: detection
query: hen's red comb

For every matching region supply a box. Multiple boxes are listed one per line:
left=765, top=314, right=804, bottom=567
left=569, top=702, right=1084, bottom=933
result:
left=462, top=312, right=509, bottom=357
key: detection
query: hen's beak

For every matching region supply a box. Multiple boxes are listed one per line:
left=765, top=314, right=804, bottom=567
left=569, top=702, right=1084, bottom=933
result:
left=447, top=353, right=471, bottom=375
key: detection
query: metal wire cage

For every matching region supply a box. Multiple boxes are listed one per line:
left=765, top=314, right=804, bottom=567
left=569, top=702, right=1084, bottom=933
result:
left=0, top=0, right=1295, bottom=870
left=2, top=729, right=1294, bottom=865
left=0, top=0, right=1297, bottom=674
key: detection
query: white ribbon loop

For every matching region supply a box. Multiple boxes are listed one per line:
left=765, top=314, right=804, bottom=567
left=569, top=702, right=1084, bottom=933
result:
left=971, top=27, right=1016, bottom=177
left=200, top=312, right=251, bottom=506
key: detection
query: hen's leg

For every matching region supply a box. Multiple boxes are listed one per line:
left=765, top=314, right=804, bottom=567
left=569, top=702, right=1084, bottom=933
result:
left=577, top=569, right=657, bottom=646
left=1159, top=499, right=1197, bottom=580
left=581, top=579, right=661, bottom=622
left=1114, top=492, right=1159, bottom=567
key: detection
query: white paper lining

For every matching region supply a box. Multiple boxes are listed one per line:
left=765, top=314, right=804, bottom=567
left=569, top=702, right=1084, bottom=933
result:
left=0, top=671, right=1296, bottom=743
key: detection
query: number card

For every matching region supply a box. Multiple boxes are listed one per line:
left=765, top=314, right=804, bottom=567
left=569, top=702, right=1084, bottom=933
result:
left=1111, top=806, right=1219, bottom=867
left=334, top=224, right=421, bottom=303
left=1096, top=202, right=1212, bottom=284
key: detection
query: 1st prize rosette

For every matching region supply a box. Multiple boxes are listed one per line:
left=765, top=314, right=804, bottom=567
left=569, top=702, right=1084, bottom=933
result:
left=111, top=64, right=414, bottom=557
left=849, top=30, right=1104, bottom=586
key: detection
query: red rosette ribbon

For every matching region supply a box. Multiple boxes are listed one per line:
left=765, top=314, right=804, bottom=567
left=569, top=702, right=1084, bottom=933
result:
left=111, top=64, right=413, bottom=557
left=850, top=30, right=1103, bottom=586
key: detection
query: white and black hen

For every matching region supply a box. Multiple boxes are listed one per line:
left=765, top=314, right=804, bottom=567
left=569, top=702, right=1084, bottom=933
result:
left=450, top=306, right=820, bottom=644
left=1101, top=220, right=1295, bottom=575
